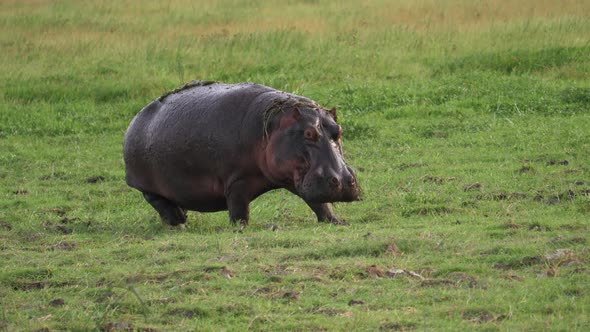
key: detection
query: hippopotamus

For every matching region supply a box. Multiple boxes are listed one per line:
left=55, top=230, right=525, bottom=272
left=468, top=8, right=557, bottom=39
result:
left=123, top=81, right=361, bottom=227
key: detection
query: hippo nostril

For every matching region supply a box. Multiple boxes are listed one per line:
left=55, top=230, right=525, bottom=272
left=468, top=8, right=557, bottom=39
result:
left=329, top=176, right=340, bottom=188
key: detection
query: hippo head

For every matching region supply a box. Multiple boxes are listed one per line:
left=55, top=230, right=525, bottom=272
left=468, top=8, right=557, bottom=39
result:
left=264, top=106, right=361, bottom=203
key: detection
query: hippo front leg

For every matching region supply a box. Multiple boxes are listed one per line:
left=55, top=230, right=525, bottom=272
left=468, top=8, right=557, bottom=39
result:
left=306, top=202, right=349, bottom=225
left=225, top=182, right=251, bottom=227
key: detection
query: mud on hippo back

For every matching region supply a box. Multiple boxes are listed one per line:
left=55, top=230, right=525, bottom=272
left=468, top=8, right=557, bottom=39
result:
left=123, top=81, right=361, bottom=228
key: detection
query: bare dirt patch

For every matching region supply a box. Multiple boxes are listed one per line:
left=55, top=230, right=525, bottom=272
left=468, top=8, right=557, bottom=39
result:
left=379, top=321, right=417, bottom=331
left=101, top=322, right=133, bottom=331
left=546, top=160, right=569, bottom=166
left=461, top=309, right=508, bottom=323
left=0, top=221, right=12, bottom=231
left=309, top=307, right=347, bottom=316
left=494, top=255, right=543, bottom=270
left=86, top=175, right=105, bottom=183
left=463, top=182, right=483, bottom=191
left=402, top=205, right=454, bottom=217
left=502, top=220, right=521, bottom=229
left=53, top=241, right=76, bottom=251
left=385, top=238, right=402, bottom=256
left=423, top=175, right=456, bottom=184
left=394, top=162, right=426, bottom=171
left=476, top=192, right=527, bottom=201
left=49, top=298, right=65, bottom=307
left=365, top=265, right=386, bottom=278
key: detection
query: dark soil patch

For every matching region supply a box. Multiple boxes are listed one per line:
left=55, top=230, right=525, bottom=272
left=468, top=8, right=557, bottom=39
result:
left=549, top=235, right=586, bottom=245
left=518, top=165, right=535, bottom=174
left=502, top=220, right=521, bottom=229
left=49, top=298, right=65, bottom=307
left=547, top=160, right=569, bottom=166
left=12, top=189, right=28, bottom=195
left=9, top=279, right=73, bottom=291
left=254, top=286, right=275, bottom=296
left=463, top=182, right=482, bottom=191
left=476, top=192, right=527, bottom=201
left=423, top=175, right=456, bottom=184
left=348, top=299, right=364, bottom=306
left=167, top=307, right=209, bottom=319
left=379, top=322, right=417, bottom=331
left=53, top=241, right=76, bottom=251
left=310, top=308, right=346, bottom=316
left=329, top=267, right=347, bottom=280
left=11, top=281, right=47, bottom=291
left=146, top=298, right=177, bottom=305
left=535, top=189, right=579, bottom=204
left=43, top=221, right=73, bottom=234
left=39, top=172, right=68, bottom=181
left=462, top=309, right=507, bottom=323
left=281, top=291, right=300, bottom=301
left=425, top=130, right=448, bottom=139
left=95, top=290, right=116, bottom=303
left=544, top=249, right=578, bottom=266
left=365, top=265, right=386, bottom=278
left=447, top=272, right=478, bottom=288
left=502, top=272, right=523, bottom=281
left=559, top=223, right=586, bottom=231
left=420, top=279, right=455, bottom=287
left=86, top=176, right=105, bottom=183
left=136, top=327, right=160, bottom=332
left=264, top=223, right=279, bottom=231
left=528, top=222, right=551, bottom=232
left=220, top=266, right=235, bottom=279
left=263, top=264, right=290, bottom=276
left=394, top=162, right=426, bottom=171
left=101, top=322, right=133, bottom=332
left=55, top=225, right=73, bottom=234
left=0, top=221, right=12, bottom=231
left=385, top=238, right=401, bottom=256
left=60, top=217, right=79, bottom=224
left=494, top=255, right=543, bottom=270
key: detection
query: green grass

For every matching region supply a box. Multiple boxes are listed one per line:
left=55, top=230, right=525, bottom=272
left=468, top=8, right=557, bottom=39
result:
left=1, top=0, right=589, bottom=330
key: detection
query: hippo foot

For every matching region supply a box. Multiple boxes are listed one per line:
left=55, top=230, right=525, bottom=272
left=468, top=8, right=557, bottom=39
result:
left=330, top=218, right=349, bottom=226
left=142, top=192, right=187, bottom=226
left=319, top=217, right=349, bottom=226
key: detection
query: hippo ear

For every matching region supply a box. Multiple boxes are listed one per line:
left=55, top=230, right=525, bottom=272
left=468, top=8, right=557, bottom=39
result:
left=279, top=107, right=301, bottom=129
left=328, top=107, right=337, bottom=122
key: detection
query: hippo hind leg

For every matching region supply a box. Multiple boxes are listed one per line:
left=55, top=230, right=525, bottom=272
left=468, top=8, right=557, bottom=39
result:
left=142, top=192, right=187, bottom=226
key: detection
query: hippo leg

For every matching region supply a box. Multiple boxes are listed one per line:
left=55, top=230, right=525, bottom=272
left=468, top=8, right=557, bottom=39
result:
left=142, top=192, right=187, bottom=226
left=225, top=182, right=251, bottom=226
left=307, top=202, right=349, bottom=225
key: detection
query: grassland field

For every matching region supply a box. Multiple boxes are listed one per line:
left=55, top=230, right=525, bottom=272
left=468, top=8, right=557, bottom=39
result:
left=1, top=0, right=589, bottom=331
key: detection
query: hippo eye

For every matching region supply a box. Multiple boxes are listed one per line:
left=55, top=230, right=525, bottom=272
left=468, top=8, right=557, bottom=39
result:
left=304, top=128, right=319, bottom=141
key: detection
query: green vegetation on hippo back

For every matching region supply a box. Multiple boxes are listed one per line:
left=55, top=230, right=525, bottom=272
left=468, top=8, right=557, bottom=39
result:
left=123, top=81, right=361, bottom=228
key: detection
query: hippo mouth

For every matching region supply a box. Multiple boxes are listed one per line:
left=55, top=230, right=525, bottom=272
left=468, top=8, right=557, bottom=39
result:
left=294, top=167, right=361, bottom=203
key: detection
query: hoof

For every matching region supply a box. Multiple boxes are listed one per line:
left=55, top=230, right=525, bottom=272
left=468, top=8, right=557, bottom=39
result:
left=319, top=218, right=349, bottom=226
left=330, top=219, right=349, bottom=226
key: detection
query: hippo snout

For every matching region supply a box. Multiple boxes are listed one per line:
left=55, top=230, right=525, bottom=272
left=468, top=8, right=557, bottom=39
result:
left=301, top=166, right=361, bottom=203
